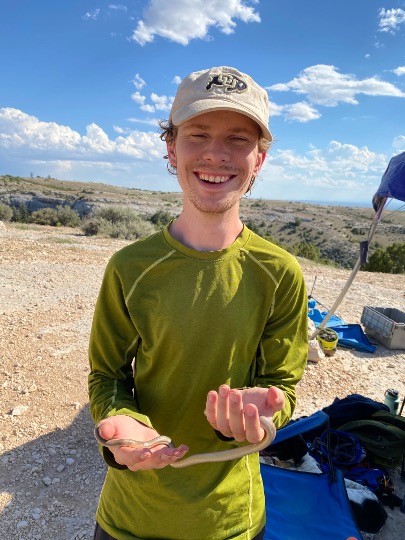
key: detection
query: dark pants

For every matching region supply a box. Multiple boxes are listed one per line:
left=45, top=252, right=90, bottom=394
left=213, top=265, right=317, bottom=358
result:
left=93, top=522, right=266, bottom=540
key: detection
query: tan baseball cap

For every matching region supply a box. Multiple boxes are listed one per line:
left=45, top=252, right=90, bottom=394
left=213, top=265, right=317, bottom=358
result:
left=169, top=66, right=272, bottom=142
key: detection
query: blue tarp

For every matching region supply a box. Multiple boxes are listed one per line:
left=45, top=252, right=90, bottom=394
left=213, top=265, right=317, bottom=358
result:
left=373, top=151, right=405, bottom=204
left=329, top=324, right=376, bottom=353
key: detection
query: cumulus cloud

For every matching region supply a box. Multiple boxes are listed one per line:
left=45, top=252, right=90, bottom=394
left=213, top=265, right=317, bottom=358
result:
left=265, top=141, right=387, bottom=197
left=283, top=102, right=321, bottom=123
left=131, top=90, right=174, bottom=113
left=131, top=0, right=260, bottom=45
left=268, top=64, right=405, bottom=106
left=132, top=74, right=146, bottom=90
left=378, top=8, right=405, bottom=34
left=393, top=66, right=405, bottom=76
left=0, top=108, right=164, bottom=163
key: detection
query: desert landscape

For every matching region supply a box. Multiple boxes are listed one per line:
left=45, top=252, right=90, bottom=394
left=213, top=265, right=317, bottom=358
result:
left=1, top=222, right=404, bottom=540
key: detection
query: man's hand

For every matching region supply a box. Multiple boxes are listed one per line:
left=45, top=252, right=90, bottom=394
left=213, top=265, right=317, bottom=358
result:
left=96, top=415, right=188, bottom=471
left=204, top=385, right=284, bottom=443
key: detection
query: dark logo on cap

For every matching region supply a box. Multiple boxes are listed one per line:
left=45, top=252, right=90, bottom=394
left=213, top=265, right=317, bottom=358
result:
left=206, top=73, right=247, bottom=93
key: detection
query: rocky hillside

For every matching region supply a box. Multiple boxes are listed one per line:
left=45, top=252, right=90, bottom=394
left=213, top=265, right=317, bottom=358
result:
left=1, top=174, right=404, bottom=269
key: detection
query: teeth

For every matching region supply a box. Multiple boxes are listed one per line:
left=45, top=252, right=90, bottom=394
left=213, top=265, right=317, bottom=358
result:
left=199, top=173, right=230, bottom=183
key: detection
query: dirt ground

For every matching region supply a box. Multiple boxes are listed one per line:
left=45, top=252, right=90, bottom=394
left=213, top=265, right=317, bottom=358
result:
left=1, top=223, right=404, bottom=540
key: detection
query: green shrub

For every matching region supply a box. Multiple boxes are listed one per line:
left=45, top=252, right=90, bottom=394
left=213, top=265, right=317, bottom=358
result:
left=292, top=242, right=321, bottom=262
left=364, top=243, right=405, bottom=274
left=30, top=208, right=59, bottom=226
left=81, top=206, right=155, bottom=240
left=0, top=202, right=13, bottom=221
left=55, top=205, right=80, bottom=227
left=12, top=204, right=31, bottom=223
left=150, top=210, right=174, bottom=227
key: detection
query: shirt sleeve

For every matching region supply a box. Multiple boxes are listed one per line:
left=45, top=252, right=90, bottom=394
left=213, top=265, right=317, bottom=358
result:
left=88, top=257, right=153, bottom=427
left=252, top=258, right=308, bottom=429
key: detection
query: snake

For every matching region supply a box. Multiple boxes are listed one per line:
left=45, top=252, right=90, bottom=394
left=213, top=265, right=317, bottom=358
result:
left=94, top=416, right=276, bottom=469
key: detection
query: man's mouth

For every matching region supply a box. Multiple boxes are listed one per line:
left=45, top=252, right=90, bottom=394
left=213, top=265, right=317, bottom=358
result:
left=196, top=172, right=234, bottom=184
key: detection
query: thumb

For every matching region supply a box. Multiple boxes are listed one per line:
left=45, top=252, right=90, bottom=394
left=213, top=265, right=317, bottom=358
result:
left=266, top=386, right=285, bottom=415
left=97, top=418, right=116, bottom=441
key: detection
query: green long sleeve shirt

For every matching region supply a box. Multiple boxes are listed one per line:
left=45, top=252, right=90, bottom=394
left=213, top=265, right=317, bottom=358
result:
left=88, top=224, right=308, bottom=540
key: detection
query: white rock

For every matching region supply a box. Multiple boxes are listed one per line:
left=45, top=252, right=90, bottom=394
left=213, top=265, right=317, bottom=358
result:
left=42, top=476, right=52, bottom=486
left=10, top=405, right=29, bottom=416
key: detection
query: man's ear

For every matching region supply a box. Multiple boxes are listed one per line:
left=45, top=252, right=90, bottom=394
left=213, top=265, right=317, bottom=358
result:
left=253, top=151, right=266, bottom=176
left=167, top=143, right=177, bottom=167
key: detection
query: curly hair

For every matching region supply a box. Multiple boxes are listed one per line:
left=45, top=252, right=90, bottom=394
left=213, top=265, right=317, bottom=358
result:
left=158, top=119, right=271, bottom=178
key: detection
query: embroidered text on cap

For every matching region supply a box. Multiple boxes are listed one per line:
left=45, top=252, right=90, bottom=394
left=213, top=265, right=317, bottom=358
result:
left=206, top=73, right=247, bottom=93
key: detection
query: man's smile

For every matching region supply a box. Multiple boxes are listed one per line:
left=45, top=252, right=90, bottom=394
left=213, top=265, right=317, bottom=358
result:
left=196, top=172, right=234, bottom=184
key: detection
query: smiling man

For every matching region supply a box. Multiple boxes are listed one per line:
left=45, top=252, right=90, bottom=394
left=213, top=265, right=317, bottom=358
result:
left=88, top=66, right=308, bottom=540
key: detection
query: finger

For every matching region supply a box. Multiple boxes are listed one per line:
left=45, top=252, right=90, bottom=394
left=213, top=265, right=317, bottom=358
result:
left=128, top=445, right=189, bottom=471
left=266, top=386, right=285, bottom=415
left=228, top=390, right=246, bottom=441
left=216, top=385, right=232, bottom=437
left=97, top=419, right=116, bottom=441
left=244, top=404, right=263, bottom=444
left=205, top=390, right=218, bottom=428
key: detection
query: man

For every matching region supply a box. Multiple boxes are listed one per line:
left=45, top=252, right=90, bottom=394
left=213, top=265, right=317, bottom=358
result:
left=89, top=66, right=308, bottom=540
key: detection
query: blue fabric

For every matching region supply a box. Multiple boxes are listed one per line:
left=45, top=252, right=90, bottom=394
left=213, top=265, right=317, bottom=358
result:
left=262, top=466, right=362, bottom=540
left=329, top=324, right=377, bottom=353
left=308, top=308, right=346, bottom=327
left=374, top=152, right=405, bottom=202
left=262, top=411, right=363, bottom=540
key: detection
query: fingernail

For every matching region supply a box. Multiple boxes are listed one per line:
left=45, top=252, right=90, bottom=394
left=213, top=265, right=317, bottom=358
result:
left=230, top=392, right=239, bottom=403
left=219, top=386, right=228, bottom=398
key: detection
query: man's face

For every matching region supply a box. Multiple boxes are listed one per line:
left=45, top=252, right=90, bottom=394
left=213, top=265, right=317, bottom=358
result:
left=166, top=110, right=266, bottom=215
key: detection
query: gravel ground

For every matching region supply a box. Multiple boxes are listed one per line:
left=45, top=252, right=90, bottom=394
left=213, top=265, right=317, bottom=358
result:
left=0, top=223, right=404, bottom=540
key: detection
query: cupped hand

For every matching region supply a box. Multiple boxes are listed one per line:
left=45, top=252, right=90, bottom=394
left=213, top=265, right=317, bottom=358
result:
left=97, top=415, right=188, bottom=471
left=204, top=385, right=284, bottom=443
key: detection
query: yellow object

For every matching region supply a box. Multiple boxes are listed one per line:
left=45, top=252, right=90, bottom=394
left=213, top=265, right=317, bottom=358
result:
left=316, top=329, right=338, bottom=351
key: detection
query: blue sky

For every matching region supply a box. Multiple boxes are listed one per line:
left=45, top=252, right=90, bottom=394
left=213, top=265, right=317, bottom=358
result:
left=1, top=0, right=404, bottom=203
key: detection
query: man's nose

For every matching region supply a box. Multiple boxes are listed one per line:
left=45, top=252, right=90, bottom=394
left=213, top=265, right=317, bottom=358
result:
left=201, top=139, right=230, bottom=162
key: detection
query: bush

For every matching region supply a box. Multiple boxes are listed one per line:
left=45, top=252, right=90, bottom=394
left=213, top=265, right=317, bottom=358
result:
left=55, top=205, right=80, bottom=227
left=292, top=242, right=321, bottom=262
left=12, top=204, right=31, bottom=223
left=364, top=243, right=405, bottom=274
left=150, top=210, right=174, bottom=227
left=0, top=202, right=13, bottom=221
left=30, top=208, right=59, bottom=226
left=81, top=206, right=155, bottom=240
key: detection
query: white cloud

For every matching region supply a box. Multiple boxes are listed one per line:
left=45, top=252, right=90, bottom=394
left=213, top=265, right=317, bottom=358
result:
left=172, top=76, right=182, bottom=85
left=262, top=141, right=387, bottom=200
left=132, top=74, right=146, bottom=90
left=0, top=108, right=165, bottom=163
left=82, top=9, right=101, bottom=21
left=393, top=135, right=405, bottom=152
left=131, top=0, right=260, bottom=46
left=131, top=91, right=174, bottom=113
left=108, top=4, right=128, bottom=11
left=393, top=66, right=405, bottom=76
left=283, top=102, right=321, bottom=123
left=268, top=64, right=405, bottom=106
left=378, top=8, right=405, bottom=34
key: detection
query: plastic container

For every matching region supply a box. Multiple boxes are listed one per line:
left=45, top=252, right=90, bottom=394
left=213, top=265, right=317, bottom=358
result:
left=316, top=328, right=338, bottom=351
left=361, top=306, right=405, bottom=350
